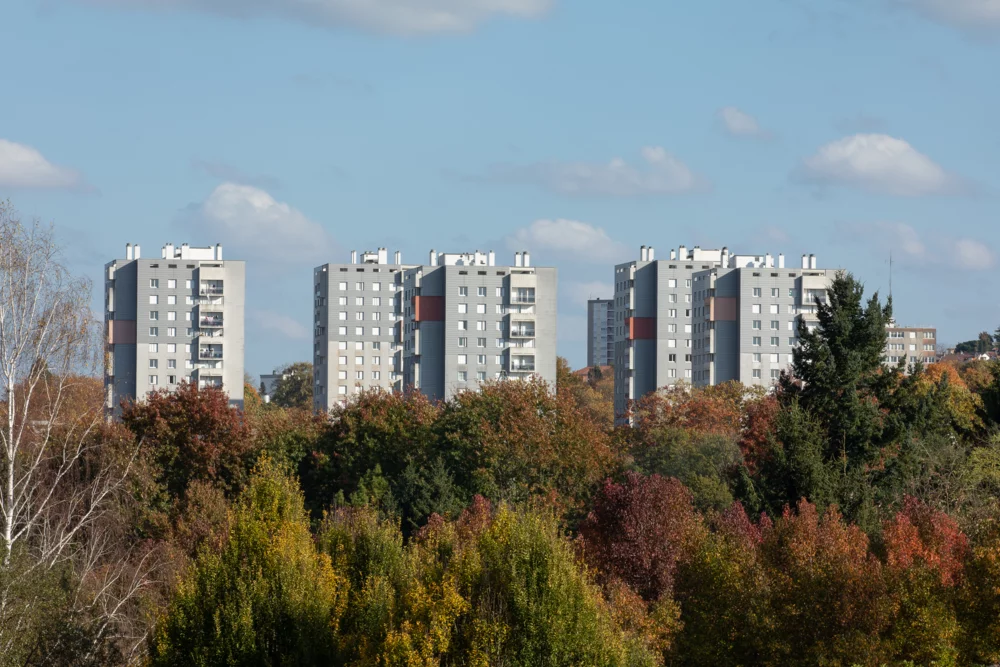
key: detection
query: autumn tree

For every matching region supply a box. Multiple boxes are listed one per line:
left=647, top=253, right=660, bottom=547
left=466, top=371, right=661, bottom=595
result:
left=150, top=458, right=348, bottom=665
left=271, top=361, right=313, bottom=410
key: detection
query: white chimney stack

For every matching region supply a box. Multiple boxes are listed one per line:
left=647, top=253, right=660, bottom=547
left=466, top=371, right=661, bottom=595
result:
left=394, top=251, right=401, bottom=264
left=647, top=246, right=655, bottom=261
left=125, top=243, right=133, bottom=260
left=216, top=243, right=223, bottom=260
left=523, top=251, right=531, bottom=267
left=766, top=253, right=773, bottom=268
left=810, top=254, right=817, bottom=270
left=488, top=250, right=495, bottom=266
left=134, top=244, right=140, bottom=259
left=514, top=252, right=522, bottom=268
left=670, top=249, right=677, bottom=261
left=801, top=254, right=808, bottom=269
left=778, top=253, right=785, bottom=269
left=429, top=249, right=437, bottom=266
left=640, top=245, right=647, bottom=261
left=351, top=250, right=358, bottom=264
left=678, top=245, right=687, bottom=261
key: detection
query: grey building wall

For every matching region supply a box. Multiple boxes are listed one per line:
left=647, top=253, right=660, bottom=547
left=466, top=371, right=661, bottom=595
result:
left=105, top=247, right=245, bottom=415
left=586, top=299, right=613, bottom=367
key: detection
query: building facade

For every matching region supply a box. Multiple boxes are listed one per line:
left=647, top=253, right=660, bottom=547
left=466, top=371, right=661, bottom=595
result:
left=104, top=243, right=245, bottom=415
left=314, top=249, right=557, bottom=410
left=587, top=298, right=614, bottom=368
left=885, top=323, right=937, bottom=366
left=613, top=245, right=833, bottom=418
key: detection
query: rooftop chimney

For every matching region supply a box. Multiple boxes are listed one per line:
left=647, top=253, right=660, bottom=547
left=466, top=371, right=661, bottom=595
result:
left=134, top=244, right=140, bottom=259
left=216, top=243, right=223, bottom=261
left=678, top=245, right=687, bottom=261
left=778, top=253, right=785, bottom=269
left=125, top=243, right=132, bottom=260
left=514, top=252, right=522, bottom=268
left=488, top=250, right=495, bottom=266
left=670, top=249, right=677, bottom=261
left=394, top=251, right=401, bottom=264
left=801, top=254, right=808, bottom=269
left=429, top=249, right=437, bottom=266
left=647, top=246, right=655, bottom=261
left=351, top=250, right=357, bottom=264
left=809, top=254, right=817, bottom=270
left=523, top=251, right=531, bottom=267
left=640, top=245, right=647, bottom=262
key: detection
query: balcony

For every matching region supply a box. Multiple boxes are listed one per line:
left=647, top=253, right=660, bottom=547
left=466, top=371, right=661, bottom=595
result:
left=200, top=282, right=224, bottom=297
left=200, top=313, right=224, bottom=328
left=510, top=295, right=536, bottom=305
left=510, top=323, right=535, bottom=338
left=510, top=356, right=535, bottom=373
left=199, top=345, right=224, bottom=360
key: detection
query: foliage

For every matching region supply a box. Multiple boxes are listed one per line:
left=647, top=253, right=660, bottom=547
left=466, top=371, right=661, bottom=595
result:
left=149, top=458, right=348, bottom=665
left=271, top=361, right=314, bottom=410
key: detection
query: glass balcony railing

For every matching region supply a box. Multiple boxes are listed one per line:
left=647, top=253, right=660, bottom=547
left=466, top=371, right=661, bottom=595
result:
left=510, top=323, right=535, bottom=338
left=199, top=347, right=224, bottom=359
left=200, top=283, right=224, bottom=296
left=200, top=314, right=224, bottom=328
left=510, top=357, right=536, bottom=372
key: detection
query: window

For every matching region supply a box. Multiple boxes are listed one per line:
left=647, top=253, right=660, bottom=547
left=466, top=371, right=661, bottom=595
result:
left=167, top=311, right=176, bottom=321
left=770, top=369, right=780, bottom=380
left=685, top=279, right=692, bottom=288
left=458, top=320, right=468, bottom=331
left=355, top=341, right=364, bottom=350
left=668, top=279, right=677, bottom=288
left=149, top=295, right=158, bottom=305
left=771, top=320, right=779, bottom=330
left=477, top=321, right=486, bottom=331
left=668, top=353, right=677, bottom=362
left=185, top=311, right=192, bottom=322
left=752, top=320, right=761, bottom=330
left=459, top=287, right=468, bottom=297
left=476, top=304, right=486, bottom=314
left=356, top=371, right=364, bottom=380
left=752, top=369, right=761, bottom=379
left=477, top=338, right=486, bottom=348
left=338, top=370, right=347, bottom=380
left=185, top=280, right=192, bottom=289
left=458, top=337, right=468, bottom=348
left=372, top=371, right=381, bottom=380
left=338, top=341, right=348, bottom=350
left=338, top=282, right=348, bottom=291
left=167, top=327, right=176, bottom=337
left=355, top=356, right=364, bottom=365
left=338, top=386, right=347, bottom=395
left=770, top=337, right=780, bottom=346
left=167, top=343, right=176, bottom=353
left=355, top=297, right=364, bottom=306
left=355, top=282, right=364, bottom=291
left=149, top=327, right=158, bottom=336
left=669, top=309, right=677, bottom=318
left=339, top=312, right=348, bottom=321
left=372, top=327, right=381, bottom=336
left=335, top=326, right=346, bottom=336
left=667, top=324, right=677, bottom=333
left=769, top=304, right=779, bottom=314
left=477, top=354, right=487, bottom=365
left=752, top=336, right=761, bottom=346
left=372, top=283, right=381, bottom=291
left=373, top=356, right=381, bottom=365
left=167, top=295, right=176, bottom=305
left=495, top=356, right=503, bottom=365
left=770, top=353, right=779, bottom=363
left=168, top=375, right=177, bottom=385
left=685, top=324, right=692, bottom=333
left=458, top=371, right=468, bottom=382
left=787, top=321, right=794, bottom=331
left=495, top=338, right=505, bottom=348
left=477, top=371, right=487, bottom=381
left=771, top=288, right=779, bottom=297
left=788, top=337, right=796, bottom=346
left=149, top=375, right=158, bottom=385
left=477, top=287, right=486, bottom=297
left=185, top=344, right=191, bottom=353
left=149, top=279, right=159, bottom=288
left=167, top=279, right=176, bottom=289
left=338, top=356, right=347, bottom=364
left=355, top=327, right=364, bottom=336
left=149, top=311, right=159, bottom=320
left=668, top=369, right=677, bottom=378
left=753, top=353, right=761, bottom=362
left=167, top=359, right=177, bottom=369
left=753, top=287, right=761, bottom=297
left=148, top=343, right=158, bottom=353
left=752, top=304, right=761, bottom=314
left=458, top=304, right=468, bottom=314
left=667, top=339, right=677, bottom=348
left=355, top=312, right=364, bottom=320
left=458, top=354, right=468, bottom=365
left=685, top=369, right=692, bottom=378
left=372, top=297, right=381, bottom=307
left=668, top=294, right=677, bottom=303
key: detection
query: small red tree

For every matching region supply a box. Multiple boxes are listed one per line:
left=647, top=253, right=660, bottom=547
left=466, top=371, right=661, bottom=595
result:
left=884, top=496, right=969, bottom=587
left=579, top=473, right=704, bottom=602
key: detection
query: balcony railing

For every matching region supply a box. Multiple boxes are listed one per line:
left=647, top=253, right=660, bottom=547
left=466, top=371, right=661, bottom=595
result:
left=199, top=348, right=224, bottom=359
left=200, top=315, right=224, bottom=328
left=200, top=285, right=224, bottom=296
left=510, top=325, right=535, bottom=338
left=510, top=358, right=536, bottom=372
left=510, top=296, right=536, bottom=305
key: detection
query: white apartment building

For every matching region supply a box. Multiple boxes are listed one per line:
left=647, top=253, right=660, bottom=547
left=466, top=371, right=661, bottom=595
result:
left=314, top=249, right=557, bottom=410
left=104, top=243, right=245, bottom=415
left=587, top=299, right=614, bottom=367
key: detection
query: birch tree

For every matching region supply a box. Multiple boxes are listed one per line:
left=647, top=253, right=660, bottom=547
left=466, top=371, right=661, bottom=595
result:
left=0, top=201, right=142, bottom=662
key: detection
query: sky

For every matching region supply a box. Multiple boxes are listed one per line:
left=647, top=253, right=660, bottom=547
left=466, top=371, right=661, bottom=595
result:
left=2, top=0, right=999, bottom=378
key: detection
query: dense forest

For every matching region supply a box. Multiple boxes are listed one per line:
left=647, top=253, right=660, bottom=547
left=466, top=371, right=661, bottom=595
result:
left=6, top=202, right=1000, bottom=665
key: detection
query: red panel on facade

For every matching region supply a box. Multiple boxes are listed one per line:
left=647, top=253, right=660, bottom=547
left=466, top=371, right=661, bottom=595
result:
left=108, top=320, right=136, bottom=344
left=626, top=317, right=655, bottom=340
left=711, top=297, right=737, bottom=322
left=413, top=296, right=444, bottom=322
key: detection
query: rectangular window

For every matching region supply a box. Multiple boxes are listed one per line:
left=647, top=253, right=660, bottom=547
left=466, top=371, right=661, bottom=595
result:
left=477, top=354, right=486, bottom=365
left=372, top=356, right=381, bottom=365
left=149, top=375, right=158, bottom=385
left=185, top=311, right=191, bottom=321
left=355, top=297, right=364, bottom=306
left=789, top=337, right=796, bottom=346
left=477, top=321, right=486, bottom=331
left=477, top=338, right=486, bottom=348
left=167, top=311, right=176, bottom=321
left=372, top=297, right=381, bottom=307
left=752, top=304, right=761, bottom=314
left=168, top=375, right=177, bottom=385
left=752, top=320, right=761, bottom=330
left=667, top=339, right=677, bottom=348
left=149, top=311, right=159, bottom=320
left=668, top=294, right=677, bottom=303
left=167, top=327, right=176, bottom=337
left=477, top=371, right=487, bottom=381
left=372, top=327, right=381, bottom=336
left=477, top=287, right=487, bottom=297
left=753, top=288, right=761, bottom=297
left=752, top=336, right=761, bottom=346
left=495, top=355, right=503, bottom=365
left=669, top=309, right=677, bottom=318
left=149, top=327, right=158, bottom=337
left=355, top=341, right=364, bottom=350
left=458, top=337, right=468, bottom=348
left=668, top=369, right=677, bottom=378
left=458, top=371, right=468, bottom=382
left=148, top=343, right=158, bottom=353
left=185, top=280, right=192, bottom=289
left=770, top=337, right=780, bottom=346
left=372, top=371, right=381, bottom=380
left=355, top=327, right=364, bottom=336
left=167, top=359, right=177, bottom=369
left=771, top=321, right=779, bottom=330
left=667, top=324, right=677, bottom=333
left=788, top=288, right=795, bottom=298
left=338, top=386, right=347, bottom=395
left=356, top=371, right=364, bottom=380
left=686, top=279, right=692, bottom=287
left=476, top=304, right=486, bottom=314
left=770, top=353, right=779, bottom=363
left=338, top=356, right=347, bottom=365
left=167, top=279, right=176, bottom=289
left=338, top=282, right=348, bottom=291
left=458, top=354, right=468, bottom=365
left=355, top=356, right=364, bottom=365
left=458, top=304, right=468, bottom=314
left=668, top=279, right=677, bottom=288
left=167, top=343, right=176, bottom=353
left=495, top=339, right=504, bottom=348
left=372, top=283, right=381, bottom=292
left=149, top=295, right=158, bottom=305
left=459, top=287, right=468, bottom=297
left=150, top=279, right=159, bottom=289
left=770, top=304, right=779, bottom=314
left=356, top=312, right=364, bottom=320
left=771, top=288, right=779, bottom=297
left=771, top=369, right=780, bottom=379
left=185, top=296, right=194, bottom=305
left=753, top=353, right=761, bottom=362
left=458, top=320, right=468, bottom=330
left=338, top=370, right=347, bottom=380
left=167, top=295, right=177, bottom=305
left=752, top=369, right=761, bottom=379
left=668, top=353, right=677, bottom=362
left=355, top=282, right=364, bottom=291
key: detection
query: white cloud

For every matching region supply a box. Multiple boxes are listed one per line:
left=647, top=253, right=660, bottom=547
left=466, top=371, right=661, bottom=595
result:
left=490, top=147, right=707, bottom=197
left=78, top=0, right=551, bottom=35
left=857, top=221, right=995, bottom=270
left=249, top=309, right=311, bottom=341
left=0, top=139, right=84, bottom=190
left=717, top=106, right=771, bottom=139
left=798, top=133, right=963, bottom=196
left=565, top=280, right=614, bottom=306
left=899, top=0, right=1000, bottom=35
left=192, top=159, right=282, bottom=189
left=507, top=219, right=629, bottom=263
left=179, top=182, right=335, bottom=264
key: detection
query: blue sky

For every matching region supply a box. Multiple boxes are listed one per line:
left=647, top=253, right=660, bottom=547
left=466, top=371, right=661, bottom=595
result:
left=2, top=0, right=998, bottom=376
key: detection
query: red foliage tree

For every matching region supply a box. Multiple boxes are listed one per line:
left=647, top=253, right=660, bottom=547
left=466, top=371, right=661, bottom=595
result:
left=579, top=473, right=704, bottom=602
left=884, top=496, right=969, bottom=587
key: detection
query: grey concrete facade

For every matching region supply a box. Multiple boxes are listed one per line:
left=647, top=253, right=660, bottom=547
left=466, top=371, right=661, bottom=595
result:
left=313, top=249, right=407, bottom=411
left=587, top=299, right=614, bottom=367
left=104, top=243, right=245, bottom=415
left=314, top=249, right=557, bottom=409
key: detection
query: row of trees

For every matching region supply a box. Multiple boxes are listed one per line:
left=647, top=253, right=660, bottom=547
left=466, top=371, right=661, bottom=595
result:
left=5, top=198, right=1000, bottom=664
